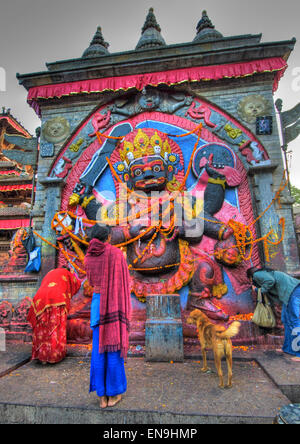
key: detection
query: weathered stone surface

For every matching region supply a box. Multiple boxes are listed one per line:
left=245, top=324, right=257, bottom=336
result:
left=145, top=295, right=184, bottom=362
left=0, top=348, right=296, bottom=424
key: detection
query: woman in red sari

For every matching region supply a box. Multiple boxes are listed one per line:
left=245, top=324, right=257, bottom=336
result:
left=27, top=268, right=81, bottom=364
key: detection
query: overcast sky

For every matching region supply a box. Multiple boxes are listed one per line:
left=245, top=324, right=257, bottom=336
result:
left=0, top=0, right=300, bottom=185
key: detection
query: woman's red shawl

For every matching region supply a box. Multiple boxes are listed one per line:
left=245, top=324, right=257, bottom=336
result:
left=84, top=239, right=131, bottom=358
left=27, top=268, right=81, bottom=328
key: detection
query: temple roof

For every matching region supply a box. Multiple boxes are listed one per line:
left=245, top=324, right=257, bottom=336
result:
left=193, top=10, right=224, bottom=43
left=136, top=8, right=166, bottom=50
left=0, top=109, right=33, bottom=179
left=0, top=108, right=32, bottom=138
left=0, top=207, right=30, bottom=217
left=17, top=12, right=296, bottom=97
left=18, top=35, right=295, bottom=90
left=82, top=26, right=109, bottom=58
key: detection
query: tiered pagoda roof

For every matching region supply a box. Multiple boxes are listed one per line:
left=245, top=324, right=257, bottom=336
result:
left=0, top=108, right=33, bottom=234
left=17, top=8, right=295, bottom=115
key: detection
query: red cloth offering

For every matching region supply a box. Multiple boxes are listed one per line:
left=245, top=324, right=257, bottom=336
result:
left=85, top=239, right=131, bottom=358
left=27, top=57, right=287, bottom=116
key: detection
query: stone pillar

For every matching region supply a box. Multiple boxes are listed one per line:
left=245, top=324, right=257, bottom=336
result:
left=249, top=163, right=300, bottom=272
left=35, top=177, right=65, bottom=282
left=145, top=294, right=184, bottom=362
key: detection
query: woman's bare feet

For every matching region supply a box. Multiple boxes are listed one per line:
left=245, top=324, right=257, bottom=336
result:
left=99, top=396, right=108, bottom=408
left=108, top=394, right=122, bottom=407
left=291, top=357, right=300, bottom=362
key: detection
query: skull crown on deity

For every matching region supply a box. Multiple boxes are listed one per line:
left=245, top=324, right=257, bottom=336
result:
left=113, top=128, right=182, bottom=192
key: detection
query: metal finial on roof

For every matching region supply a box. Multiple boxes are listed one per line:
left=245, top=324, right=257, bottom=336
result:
left=193, top=10, right=223, bottom=43
left=142, top=7, right=161, bottom=33
left=82, top=26, right=109, bottom=58
left=136, top=8, right=166, bottom=50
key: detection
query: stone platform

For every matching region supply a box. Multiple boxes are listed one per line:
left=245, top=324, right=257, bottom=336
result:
left=0, top=342, right=299, bottom=424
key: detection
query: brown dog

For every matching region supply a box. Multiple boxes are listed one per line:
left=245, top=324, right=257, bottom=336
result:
left=187, top=309, right=241, bottom=388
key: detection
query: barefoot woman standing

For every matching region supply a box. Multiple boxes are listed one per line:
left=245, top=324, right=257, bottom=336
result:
left=85, top=224, right=131, bottom=408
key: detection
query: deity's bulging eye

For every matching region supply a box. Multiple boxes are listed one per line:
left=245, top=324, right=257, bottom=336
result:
left=134, top=168, right=143, bottom=177
left=153, top=165, right=161, bottom=173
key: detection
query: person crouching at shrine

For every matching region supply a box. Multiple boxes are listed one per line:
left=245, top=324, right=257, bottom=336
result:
left=27, top=267, right=81, bottom=364
left=85, top=224, right=131, bottom=409
left=247, top=267, right=300, bottom=362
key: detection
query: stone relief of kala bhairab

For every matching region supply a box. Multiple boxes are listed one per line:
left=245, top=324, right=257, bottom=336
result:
left=48, top=91, right=273, bottom=325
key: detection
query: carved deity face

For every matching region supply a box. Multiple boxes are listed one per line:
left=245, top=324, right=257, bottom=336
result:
left=237, top=95, right=270, bottom=124
left=139, top=89, right=160, bottom=110
left=42, top=117, right=70, bottom=143
left=220, top=247, right=241, bottom=266
left=215, top=237, right=242, bottom=267
left=129, top=156, right=167, bottom=192
left=13, top=228, right=26, bottom=245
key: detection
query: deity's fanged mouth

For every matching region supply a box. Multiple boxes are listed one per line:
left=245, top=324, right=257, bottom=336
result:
left=135, top=177, right=166, bottom=187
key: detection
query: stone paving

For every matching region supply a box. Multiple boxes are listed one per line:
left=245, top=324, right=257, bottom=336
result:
left=0, top=342, right=299, bottom=424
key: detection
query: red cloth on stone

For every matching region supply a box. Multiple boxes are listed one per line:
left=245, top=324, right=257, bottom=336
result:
left=84, top=239, right=131, bottom=358
left=27, top=58, right=287, bottom=116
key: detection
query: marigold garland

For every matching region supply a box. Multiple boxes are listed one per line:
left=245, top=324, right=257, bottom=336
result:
left=31, top=122, right=288, bottom=274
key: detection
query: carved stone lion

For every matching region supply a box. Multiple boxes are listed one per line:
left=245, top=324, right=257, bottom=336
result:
left=237, top=95, right=271, bottom=124
left=42, top=116, right=70, bottom=144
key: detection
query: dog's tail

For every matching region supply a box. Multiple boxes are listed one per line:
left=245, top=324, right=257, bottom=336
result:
left=216, top=321, right=241, bottom=339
